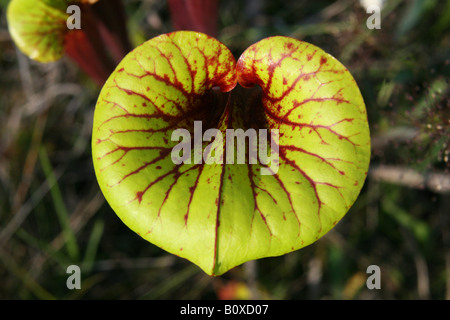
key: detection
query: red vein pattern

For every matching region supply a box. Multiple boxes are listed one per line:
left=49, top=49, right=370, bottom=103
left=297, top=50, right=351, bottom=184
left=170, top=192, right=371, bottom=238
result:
left=92, top=32, right=371, bottom=276
left=7, top=0, right=68, bottom=62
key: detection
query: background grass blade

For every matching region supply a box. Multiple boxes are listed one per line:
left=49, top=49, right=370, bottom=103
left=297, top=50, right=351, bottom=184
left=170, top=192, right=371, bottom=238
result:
left=38, top=147, right=80, bottom=261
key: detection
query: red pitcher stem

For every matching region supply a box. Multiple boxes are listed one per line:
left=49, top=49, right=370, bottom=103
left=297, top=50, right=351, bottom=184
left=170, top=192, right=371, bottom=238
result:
left=168, top=0, right=220, bottom=37
left=64, top=4, right=116, bottom=86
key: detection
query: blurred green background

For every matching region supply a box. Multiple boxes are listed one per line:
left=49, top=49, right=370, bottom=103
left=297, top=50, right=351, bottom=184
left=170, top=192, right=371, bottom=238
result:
left=0, top=0, right=449, bottom=299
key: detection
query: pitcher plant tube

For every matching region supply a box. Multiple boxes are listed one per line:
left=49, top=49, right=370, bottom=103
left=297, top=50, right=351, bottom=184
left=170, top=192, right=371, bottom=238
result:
left=91, top=31, right=371, bottom=276
left=168, top=0, right=220, bottom=37
left=7, top=0, right=132, bottom=86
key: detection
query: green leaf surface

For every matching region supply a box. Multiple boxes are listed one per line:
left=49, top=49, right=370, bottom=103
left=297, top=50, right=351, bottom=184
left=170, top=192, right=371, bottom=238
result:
left=92, top=31, right=370, bottom=276
left=7, top=0, right=68, bottom=62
